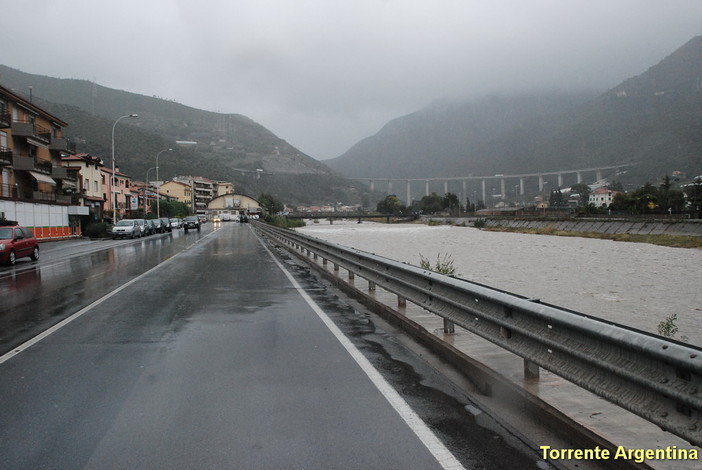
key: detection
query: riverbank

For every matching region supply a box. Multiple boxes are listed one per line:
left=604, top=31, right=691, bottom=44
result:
left=420, top=216, right=702, bottom=249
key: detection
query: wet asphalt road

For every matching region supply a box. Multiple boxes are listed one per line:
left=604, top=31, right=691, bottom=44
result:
left=0, top=223, right=540, bottom=469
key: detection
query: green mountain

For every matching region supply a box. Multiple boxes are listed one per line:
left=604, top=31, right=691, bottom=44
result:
left=326, top=36, right=702, bottom=187
left=0, top=65, right=365, bottom=206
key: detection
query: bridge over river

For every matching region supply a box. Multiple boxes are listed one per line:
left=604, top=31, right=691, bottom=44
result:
left=353, top=164, right=635, bottom=205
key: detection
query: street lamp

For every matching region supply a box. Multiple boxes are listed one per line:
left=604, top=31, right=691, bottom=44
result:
left=155, top=148, right=172, bottom=218
left=145, top=166, right=157, bottom=215
left=111, top=113, right=138, bottom=222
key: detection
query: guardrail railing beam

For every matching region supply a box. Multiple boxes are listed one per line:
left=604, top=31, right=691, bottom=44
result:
left=253, top=222, right=702, bottom=446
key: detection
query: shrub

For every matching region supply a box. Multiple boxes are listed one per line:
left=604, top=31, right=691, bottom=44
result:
left=473, top=218, right=487, bottom=228
left=657, top=313, right=688, bottom=342
left=419, top=253, right=457, bottom=275
left=264, top=214, right=306, bottom=228
left=85, top=222, right=110, bottom=238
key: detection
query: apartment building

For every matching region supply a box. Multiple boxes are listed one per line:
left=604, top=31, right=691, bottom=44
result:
left=161, top=180, right=194, bottom=210
left=0, top=84, right=87, bottom=238
left=62, top=153, right=105, bottom=223
left=173, top=176, right=215, bottom=215
left=101, top=166, right=133, bottom=221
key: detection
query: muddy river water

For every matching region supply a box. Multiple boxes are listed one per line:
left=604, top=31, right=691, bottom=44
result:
left=298, top=222, right=702, bottom=346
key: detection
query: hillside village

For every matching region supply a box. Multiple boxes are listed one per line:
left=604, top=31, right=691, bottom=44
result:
left=0, top=83, right=264, bottom=238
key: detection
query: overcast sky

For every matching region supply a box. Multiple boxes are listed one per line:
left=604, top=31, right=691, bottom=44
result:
left=2, top=1, right=702, bottom=160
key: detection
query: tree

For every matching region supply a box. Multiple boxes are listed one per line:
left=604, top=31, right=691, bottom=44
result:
left=631, top=183, right=658, bottom=214
left=157, top=200, right=190, bottom=217
left=569, top=183, right=591, bottom=206
left=687, top=176, right=702, bottom=218
left=443, top=192, right=459, bottom=215
left=465, top=197, right=475, bottom=213
left=376, top=194, right=404, bottom=214
left=415, top=192, right=444, bottom=214
left=258, top=193, right=284, bottom=214
left=549, top=188, right=566, bottom=208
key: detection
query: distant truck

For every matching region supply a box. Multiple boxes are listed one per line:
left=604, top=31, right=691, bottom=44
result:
left=220, top=212, right=232, bottom=222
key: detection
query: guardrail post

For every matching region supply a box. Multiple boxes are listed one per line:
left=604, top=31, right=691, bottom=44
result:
left=322, top=258, right=328, bottom=265
left=368, top=281, right=376, bottom=291
left=334, top=263, right=339, bottom=272
left=348, top=271, right=355, bottom=280
left=313, top=253, right=318, bottom=260
left=443, top=318, right=455, bottom=334
left=524, top=359, right=540, bottom=380
left=398, top=295, right=406, bottom=307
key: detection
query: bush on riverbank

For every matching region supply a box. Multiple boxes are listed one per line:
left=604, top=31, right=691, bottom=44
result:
left=264, top=215, right=306, bottom=229
left=484, top=226, right=702, bottom=249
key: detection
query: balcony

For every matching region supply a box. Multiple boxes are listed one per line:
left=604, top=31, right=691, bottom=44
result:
left=11, top=121, right=52, bottom=144
left=32, top=191, right=72, bottom=204
left=12, top=155, right=53, bottom=174
left=0, top=146, right=11, bottom=166
left=51, top=166, right=77, bottom=181
left=49, top=137, right=77, bottom=154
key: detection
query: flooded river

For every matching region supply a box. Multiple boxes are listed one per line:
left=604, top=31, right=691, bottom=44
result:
left=298, top=221, right=702, bottom=346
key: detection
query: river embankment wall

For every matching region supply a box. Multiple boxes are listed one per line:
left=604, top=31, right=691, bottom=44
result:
left=426, top=217, right=702, bottom=236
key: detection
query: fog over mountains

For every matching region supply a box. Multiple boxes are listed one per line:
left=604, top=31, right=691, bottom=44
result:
left=1, top=35, right=701, bottom=204
left=326, top=35, right=702, bottom=186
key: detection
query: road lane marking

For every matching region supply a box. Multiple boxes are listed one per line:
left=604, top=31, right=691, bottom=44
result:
left=254, top=228, right=466, bottom=470
left=0, top=230, right=219, bottom=365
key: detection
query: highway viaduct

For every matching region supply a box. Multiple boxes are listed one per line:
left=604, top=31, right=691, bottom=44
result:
left=353, top=164, right=634, bottom=205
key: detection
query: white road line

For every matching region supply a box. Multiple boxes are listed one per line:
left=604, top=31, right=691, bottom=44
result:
left=254, top=228, right=466, bottom=470
left=0, top=230, right=218, bottom=365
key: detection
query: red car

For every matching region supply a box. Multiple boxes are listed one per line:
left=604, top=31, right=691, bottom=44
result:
left=0, top=225, right=40, bottom=266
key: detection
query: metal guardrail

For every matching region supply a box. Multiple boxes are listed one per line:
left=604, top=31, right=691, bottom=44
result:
left=254, top=222, right=702, bottom=446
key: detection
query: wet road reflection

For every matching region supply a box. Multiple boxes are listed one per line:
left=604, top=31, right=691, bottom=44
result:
left=0, top=225, right=218, bottom=355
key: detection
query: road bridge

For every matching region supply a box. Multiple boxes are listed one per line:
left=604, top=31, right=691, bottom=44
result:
left=352, top=164, right=635, bottom=205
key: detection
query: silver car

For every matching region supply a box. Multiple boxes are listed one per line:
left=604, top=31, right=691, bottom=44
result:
left=111, top=219, right=142, bottom=239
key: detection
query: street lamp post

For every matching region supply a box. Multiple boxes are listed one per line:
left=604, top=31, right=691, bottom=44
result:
left=111, top=114, right=138, bottom=222
left=145, top=166, right=157, bottom=215
left=155, top=148, right=172, bottom=219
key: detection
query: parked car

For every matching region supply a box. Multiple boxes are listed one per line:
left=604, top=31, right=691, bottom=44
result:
left=183, top=215, right=201, bottom=232
left=170, top=218, right=183, bottom=229
left=143, top=219, right=155, bottom=236
left=160, top=217, right=172, bottom=232
left=151, top=218, right=164, bottom=233
left=135, top=219, right=147, bottom=237
left=0, top=225, right=40, bottom=266
left=111, top=219, right=142, bottom=239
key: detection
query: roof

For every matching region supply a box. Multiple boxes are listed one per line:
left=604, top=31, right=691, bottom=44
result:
left=62, top=153, right=104, bottom=165
left=162, top=180, right=192, bottom=189
left=591, top=188, right=619, bottom=194
left=0, top=83, right=69, bottom=127
left=101, top=167, right=130, bottom=178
